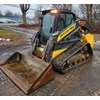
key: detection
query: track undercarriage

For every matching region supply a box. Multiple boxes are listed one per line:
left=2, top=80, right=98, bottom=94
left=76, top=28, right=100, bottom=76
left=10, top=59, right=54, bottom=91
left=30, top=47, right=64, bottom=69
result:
left=52, top=42, right=93, bottom=73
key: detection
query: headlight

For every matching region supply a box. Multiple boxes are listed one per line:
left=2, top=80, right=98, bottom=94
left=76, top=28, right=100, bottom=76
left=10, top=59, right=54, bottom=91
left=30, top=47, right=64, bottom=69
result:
left=51, top=9, right=58, bottom=14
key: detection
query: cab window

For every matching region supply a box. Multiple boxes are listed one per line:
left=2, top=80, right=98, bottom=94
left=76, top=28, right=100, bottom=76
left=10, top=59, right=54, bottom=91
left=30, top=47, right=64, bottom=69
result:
left=57, top=13, right=75, bottom=31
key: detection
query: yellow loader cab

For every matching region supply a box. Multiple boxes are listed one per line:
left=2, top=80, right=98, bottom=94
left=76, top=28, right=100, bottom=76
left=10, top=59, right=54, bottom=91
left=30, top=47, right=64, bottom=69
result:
left=31, top=9, right=94, bottom=73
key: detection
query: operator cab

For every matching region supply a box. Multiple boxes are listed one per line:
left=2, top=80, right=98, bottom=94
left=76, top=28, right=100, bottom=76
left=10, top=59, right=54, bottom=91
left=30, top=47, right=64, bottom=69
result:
left=39, top=9, right=76, bottom=44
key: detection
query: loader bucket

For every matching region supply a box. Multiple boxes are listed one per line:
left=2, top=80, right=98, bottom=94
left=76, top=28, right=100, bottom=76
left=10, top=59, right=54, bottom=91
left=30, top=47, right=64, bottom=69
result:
left=0, top=52, right=55, bottom=94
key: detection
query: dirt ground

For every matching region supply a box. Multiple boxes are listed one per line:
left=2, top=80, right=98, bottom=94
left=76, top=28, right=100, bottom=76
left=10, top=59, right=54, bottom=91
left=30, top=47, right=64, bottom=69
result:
left=0, top=32, right=26, bottom=45
left=16, top=25, right=100, bottom=41
left=17, top=24, right=40, bottom=31
left=94, top=34, right=100, bottom=41
left=0, top=43, right=100, bottom=96
left=0, top=28, right=100, bottom=96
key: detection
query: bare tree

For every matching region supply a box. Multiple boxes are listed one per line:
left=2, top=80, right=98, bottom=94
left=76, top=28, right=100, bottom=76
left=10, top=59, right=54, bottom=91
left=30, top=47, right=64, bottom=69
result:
left=20, top=4, right=30, bottom=25
left=33, top=10, right=41, bottom=23
left=5, top=10, right=13, bottom=17
left=13, top=13, right=21, bottom=18
left=93, top=4, right=100, bottom=23
left=80, top=4, right=93, bottom=24
left=90, top=4, right=93, bottom=24
left=0, top=11, right=3, bottom=17
left=33, top=4, right=44, bottom=24
left=52, top=4, right=72, bottom=10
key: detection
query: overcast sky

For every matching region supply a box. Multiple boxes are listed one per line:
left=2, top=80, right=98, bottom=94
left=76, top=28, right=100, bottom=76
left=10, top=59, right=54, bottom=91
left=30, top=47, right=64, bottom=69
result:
left=0, top=4, right=81, bottom=18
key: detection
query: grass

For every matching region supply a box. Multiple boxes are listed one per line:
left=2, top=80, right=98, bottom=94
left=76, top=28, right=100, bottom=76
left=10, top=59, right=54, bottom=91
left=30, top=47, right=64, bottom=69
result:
left=0, top=29, right=16, bottom=35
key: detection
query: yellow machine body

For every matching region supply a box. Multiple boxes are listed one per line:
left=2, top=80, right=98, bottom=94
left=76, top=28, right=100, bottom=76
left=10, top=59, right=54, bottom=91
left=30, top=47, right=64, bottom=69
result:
left=81, top=33, right=94, bottom=48
left=0, top=9, right=94, bottom=94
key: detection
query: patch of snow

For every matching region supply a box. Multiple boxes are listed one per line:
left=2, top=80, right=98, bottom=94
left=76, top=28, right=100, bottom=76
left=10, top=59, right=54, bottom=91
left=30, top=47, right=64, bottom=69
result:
left=96, top=41, right=100, bottom=43
left=6, top=38, right=11, bottom=42
left=0, top=38, right=11, bottom=42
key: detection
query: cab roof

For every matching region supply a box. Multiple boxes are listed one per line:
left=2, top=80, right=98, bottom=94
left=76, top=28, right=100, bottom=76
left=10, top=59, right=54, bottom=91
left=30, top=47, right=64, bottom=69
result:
left=41, top=9, right=73, bottom=15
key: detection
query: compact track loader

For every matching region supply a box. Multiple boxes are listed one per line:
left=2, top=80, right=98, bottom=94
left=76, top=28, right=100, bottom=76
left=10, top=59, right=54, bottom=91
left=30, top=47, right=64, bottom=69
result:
left=0, top=9, right=94, bottom=94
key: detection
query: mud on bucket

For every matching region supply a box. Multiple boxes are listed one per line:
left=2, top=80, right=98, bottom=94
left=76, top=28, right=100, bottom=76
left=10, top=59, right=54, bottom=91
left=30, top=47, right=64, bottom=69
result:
left=0, top=52, right=55, bottom=94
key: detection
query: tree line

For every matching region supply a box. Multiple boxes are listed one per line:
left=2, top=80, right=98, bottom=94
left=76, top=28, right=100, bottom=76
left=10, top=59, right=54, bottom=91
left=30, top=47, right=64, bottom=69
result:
left=0, top=10, right=21, bottom=18
left=80, top=4, right=100, bottom=25
left=0, top=4, right=100, bottom=26
left=33, top=4, right=100, bottom=25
